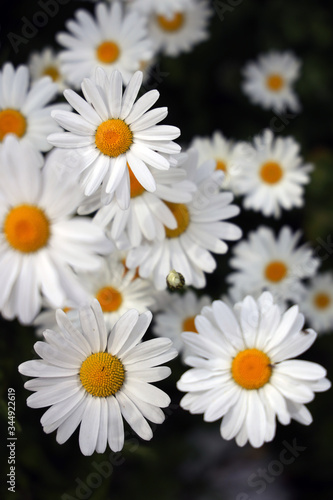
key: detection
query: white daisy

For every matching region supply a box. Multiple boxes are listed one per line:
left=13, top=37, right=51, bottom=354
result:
left=233, top=129, right=312, bottom=218
left=227, top=226, right=319, bottom=307
left=48, top=68, right=181, bottom=210
left=19, top=300, right=178, bottom=456
left=300, top=272, right=333, bottom=334
left=126, top=148, right=242, bottom=290
left=131, top=0, right=192, bottom=17
left=153, top=289, right=211, bottom=360
left=190, top=131, right=240, bottom=190
left=0, top=62, right=66, bottom=166
left=0, top=137, right=113, bottom=325
left=242, top=51, right=301, bottom=113
left=28, top=47, right=67, bottom=92
left=177, top=292, right=331, bottom=448
left=56, top=2, right=153, bottom=88
left=146, top=0, right=212, bottom=57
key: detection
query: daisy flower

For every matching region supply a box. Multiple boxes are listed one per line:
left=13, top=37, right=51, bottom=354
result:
left=146, top=0, right=212, bottom=57
left=28, top=47, right=67, bottom=92
left=0, top=62, right=66, bottom=166
left=242, top=51, right=301, bottom=113
left=56, top=2, right=153, bottom=88
left=233, top=129, right=312, bottom=218
left=126, top=148, right=242, bottom=289
left=19, top=300, right=178, bottom=456
left=227, top=226, right=319, bottom=307
left=48, top=68, right=181, bottom=210
left=0, top=137, right=113, bottom=325
left=300, top=272, right=333, bottom=334
left=153, top=289, right=211, bottom=360
left=177, top=292, right=331, bottom=448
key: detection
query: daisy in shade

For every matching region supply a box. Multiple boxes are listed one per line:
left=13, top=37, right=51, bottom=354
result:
left=153, top=289, right=211, bottom=361
left=19, top=300, right=178, bottom=456
left=190, top=131, right=240, bottom=190
left=0, top=137, right=113, bottom=325
left=28, top=48, right=67, bottom=93
left=177, top=292, right=331, bottom=448
left=300, top=272, right=333, bottom=334
left=126, top=148, right=242, bottom=290
left=242, top=51, right=301, bottom=113
left=146, top=0, right=212, bottom=57
left=48, top=68, right=181, bottom=210
left=233, top=129, right=312, bottom=218
left=0, top=62, right=66, bottom=166
left=56, top=2, right=153, bottom=88
left=227, top=226, right=319, bottom=307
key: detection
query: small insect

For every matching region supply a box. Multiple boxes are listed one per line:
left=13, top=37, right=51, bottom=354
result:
left=166, top=269, right=185, bottom=291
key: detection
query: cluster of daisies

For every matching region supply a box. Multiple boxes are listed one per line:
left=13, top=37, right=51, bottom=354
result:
left=0, top=0, right=329, bottom=456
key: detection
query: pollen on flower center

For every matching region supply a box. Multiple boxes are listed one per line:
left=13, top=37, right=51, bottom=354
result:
left=157, top=12, right=185, bottom=32
left=4, top=204, right=50, bottom=253
left=313, top=292, right=331, bottom=309
left=164, top=202, right=190, bottom=238
left=43, top=66, right=60, bottom=81
left=215, top=159, right=227, bottom=172
left=128, top=164, right=145, bottom=198
left=80, top=352, right=125, bottom=397
left=266, top=73, right=284, bottom=91
left=96, top=41, right=120, bottom=64
left=182, top=316, right=198, bottom=333
left=260, top=161, right=283, bottom=184
left=232, top=348, right=272, bottom=390
left=95, top=119, right=133, bottom=157
left=0, top=109, right=27, bottom=141
left=96, top=286, right=123, bottom=312
left=265, top=260, right=288, bottom=282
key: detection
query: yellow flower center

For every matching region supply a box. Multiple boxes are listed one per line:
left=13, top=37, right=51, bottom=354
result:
left=266, top=73, right=284, bottom=91
left=264, top=260, right=288, bottom=282
left=79, top=352, right=125, bottom=397
left=157, top=12, right=184, bottom=32
left=4, top=204, right=50, bottom=253
left=96, top=286, right=123, bottom=313
left=260, top=161, right=283, bottom=184
left=313, top=292, right=331, bottom=310
left=95, top=119, right=133, bottom=157
left=182, top=316, right=198, bottom=333
left=0, top=109, right=27, bottom=141
left=96, top=41, right=120, bottom=64
left=216, top=159, right=227, bottom=172
left=164, top=202, right=190, bottom=238
left=128, top=164, right=145, bottom=198
left=43, top=65, right=60, bottom=82
left=232, top=348, right=272, bottom=390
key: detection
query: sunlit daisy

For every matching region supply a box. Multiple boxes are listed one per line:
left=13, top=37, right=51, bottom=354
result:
left=227, top=226, right=319, bottom=307
left=0, top=138, right=113, bottom=325
left=19, top=300, right=178, bottom=455
left=153, top=289, right=211, bottom=360
left=28, top=48, right=67, bottom=92
left=56, top=2, right=153, bottom=88
left=0, top=62, right=66, bottom=165
left=233, top=129, right=312, bottom=218
left=146, top=0, right=212, bottom=57
left=177, top=292, right=331, bottom=448
left=126, top=148, right=242, bottom=289
left=300, top=272, right=333, bottom=334
left=48, top=68, right=181, bottom=210
left=242, top=51, right=301, bottom=113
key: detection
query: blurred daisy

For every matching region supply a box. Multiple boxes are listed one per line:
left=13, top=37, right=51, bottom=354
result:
left=48, top=68, right=181, bottom=210
left=242, top=51, right=301, bottom=113
left=28, top=48, right=67, bottom=92
left=126, top=148, right=242, bottom=289
left=0, top=137, right=113, bottom=324
left=131, top=0, right=192, bottom=16
left=57, top=2, right=153, bottom=88
left=19, top=300, right=178, bottom=456
left=0, top=62, right=66, bottom=165
left=300, top=272, right=333, bottom=334
left=147, top=0, right=212, bottom=57
left=227, top=226, right=319, bottom=307
left=177, top=292, right=331, bottom=448
left=233, top=129, right=312, bottom=218
left=153, top=289, right=211, bottom=360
